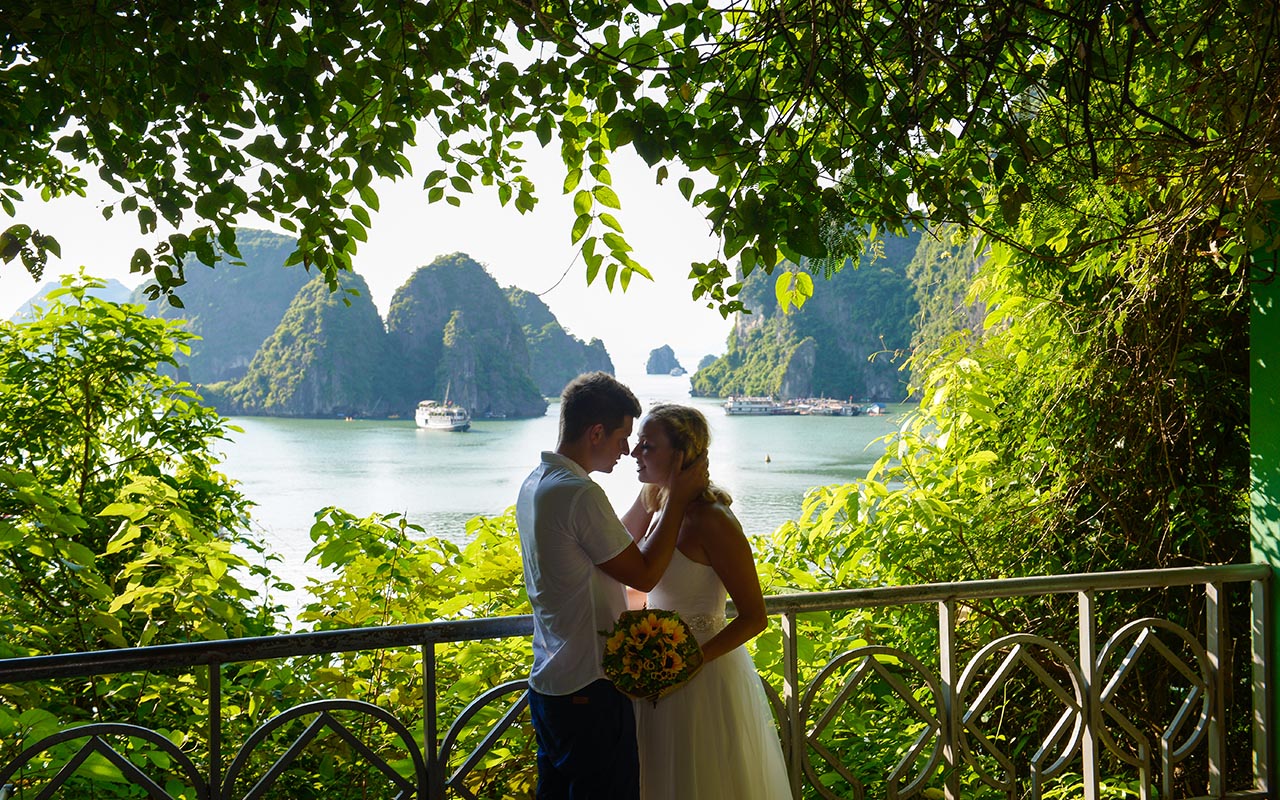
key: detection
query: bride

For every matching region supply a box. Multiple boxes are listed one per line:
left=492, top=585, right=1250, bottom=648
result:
left=622, top=403, right=792, bottom=799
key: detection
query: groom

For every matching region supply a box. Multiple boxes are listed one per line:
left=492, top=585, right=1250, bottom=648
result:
left=516, top=371, right=708, bottom=799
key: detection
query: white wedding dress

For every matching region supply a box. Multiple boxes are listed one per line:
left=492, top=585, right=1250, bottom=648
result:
left=636, top=547, right=793, bottom=799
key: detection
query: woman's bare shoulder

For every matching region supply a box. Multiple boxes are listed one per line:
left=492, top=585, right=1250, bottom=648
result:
left=685, top=499, right=745, bottom=543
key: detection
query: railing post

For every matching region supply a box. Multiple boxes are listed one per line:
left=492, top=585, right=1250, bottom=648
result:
left=938, top=599, right=960, bottom=799
left=424, top=642, right=443, bottom=800
left=1078, top=589, right=1100, bottom=800
left=1253, top=576, right=1275, bottom=794
left=1206, top=581, right=1226, bottom=796
left=782, top=609, right=802, bottom=800
left=209, top=662, right=222, bottom=800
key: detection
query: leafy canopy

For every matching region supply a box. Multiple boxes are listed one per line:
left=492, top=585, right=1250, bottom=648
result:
left=2, top=1, right=1274, bottom=314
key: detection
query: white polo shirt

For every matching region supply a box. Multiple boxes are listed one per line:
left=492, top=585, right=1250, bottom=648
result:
left=517, top=451, right=633, bottom=696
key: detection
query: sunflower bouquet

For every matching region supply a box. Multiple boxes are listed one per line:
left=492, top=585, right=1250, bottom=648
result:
left=601, top=609, right=704, bottom=705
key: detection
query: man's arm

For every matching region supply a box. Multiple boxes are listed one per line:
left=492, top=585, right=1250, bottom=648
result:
left=598, top=455, right=708, bottom=591
left=619, top=494, right=654, bottom=607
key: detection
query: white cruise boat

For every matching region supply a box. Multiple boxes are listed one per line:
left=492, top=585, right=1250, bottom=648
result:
left=415, top=401, right=472, bottom=431
left=723, top=396, right=780, bottom=416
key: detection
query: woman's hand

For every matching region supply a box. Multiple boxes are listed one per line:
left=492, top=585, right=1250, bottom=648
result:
left=665, top=452, right=710, bottom=506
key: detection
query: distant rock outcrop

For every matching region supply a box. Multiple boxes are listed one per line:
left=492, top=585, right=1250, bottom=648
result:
left=385, top=253, right=547, bottom=419
left=10, top=277, right=134, bottom=322
left=645, top=345, right=684, bottom=375
left=507, top=287, right=615, bottom=397
left=33, top=237, right=600, bottom=420
left=133, top=229, right=311, bottom=384
left=210, top=270, right=395, bottom=417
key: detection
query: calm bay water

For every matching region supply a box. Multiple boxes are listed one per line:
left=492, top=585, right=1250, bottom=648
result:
left=218, top=373, right=905, bottom=605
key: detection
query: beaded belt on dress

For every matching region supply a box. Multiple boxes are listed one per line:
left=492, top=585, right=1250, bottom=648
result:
left=682, top=613, right=726, bottom=634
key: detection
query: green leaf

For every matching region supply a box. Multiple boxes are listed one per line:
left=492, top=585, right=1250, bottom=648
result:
left=536, top=115, right=553, bottom=146
left=603, top=232, right=631, bottom=253
left=129, top=248, right=152, bottom=271
left=571, top=213, right=591, bottom=244
left=598, top=213, right=624, bottom=233
left=105, top=523, right=143, bottom=555
left=592, top=185, right=622, bottom=209
left=773, top=270, right=813, bottom=314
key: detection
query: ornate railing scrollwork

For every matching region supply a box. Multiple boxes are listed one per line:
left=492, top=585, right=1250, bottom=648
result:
left=222, top=699, right=427, bottom=799
left=1095, top=617, right=1212, bottom=796
left=437, top=680, right=531, bottom=800
left=957, top=634, right=1085, bottom=796
left=800, top=645, right=944, bottom=800
left=0, top=722, right=208, bottom=799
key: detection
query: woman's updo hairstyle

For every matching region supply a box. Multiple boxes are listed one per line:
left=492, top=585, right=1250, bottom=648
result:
left=639, top=403, right=732, bottom=512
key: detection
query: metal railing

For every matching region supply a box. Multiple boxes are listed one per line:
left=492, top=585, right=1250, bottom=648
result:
left=0, top=563, right=1271, bottom=799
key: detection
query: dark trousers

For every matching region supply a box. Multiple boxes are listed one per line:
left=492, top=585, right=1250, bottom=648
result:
left=527, top=679, right=639, bottom=800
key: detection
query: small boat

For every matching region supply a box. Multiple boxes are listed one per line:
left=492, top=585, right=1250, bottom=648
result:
left=669, top=366, right=687, bottom=376
left=415, top=400, right=471, bottom=431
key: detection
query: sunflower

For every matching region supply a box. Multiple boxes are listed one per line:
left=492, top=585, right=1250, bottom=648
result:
left=600, top=609, right=704, bottom=704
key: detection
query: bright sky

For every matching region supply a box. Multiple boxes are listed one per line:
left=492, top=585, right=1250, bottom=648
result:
left=0, top=142, right=735, bottom=374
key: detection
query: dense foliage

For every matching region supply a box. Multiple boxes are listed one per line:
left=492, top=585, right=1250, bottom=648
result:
left=3, top=1, right=1273, bottom=318
left=904, top=226, right=986, bottom=359
left=0, top=275, right=274, bottom=654
left=0, top=277, right=285, bottom=794
left=0, top=283, right=538, bottom=797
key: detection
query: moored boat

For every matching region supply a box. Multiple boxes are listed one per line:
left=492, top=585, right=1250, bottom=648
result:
left=802, top=399, right=861, bottom=416
left=415, top=400, right=472, bottom=431
left=723, top=396, right=781, bottom=415
left=725, top=396, right=865, bottom=416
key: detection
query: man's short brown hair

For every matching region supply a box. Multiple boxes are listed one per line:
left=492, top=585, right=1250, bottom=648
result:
left=559, top=372, right=641, bottom=445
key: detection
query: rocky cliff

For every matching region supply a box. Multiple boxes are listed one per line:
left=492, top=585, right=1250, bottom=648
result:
left=209, top=270, right=395, bottom=417
left=133, top=229, right=311, bottom=384
left=906, top=225, right=987, bottom=357
left=507, top=287, right=615, bottom=397
left=385, top=253, right=547, bottom=419
left=691, top=228, right=922, bottom=402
